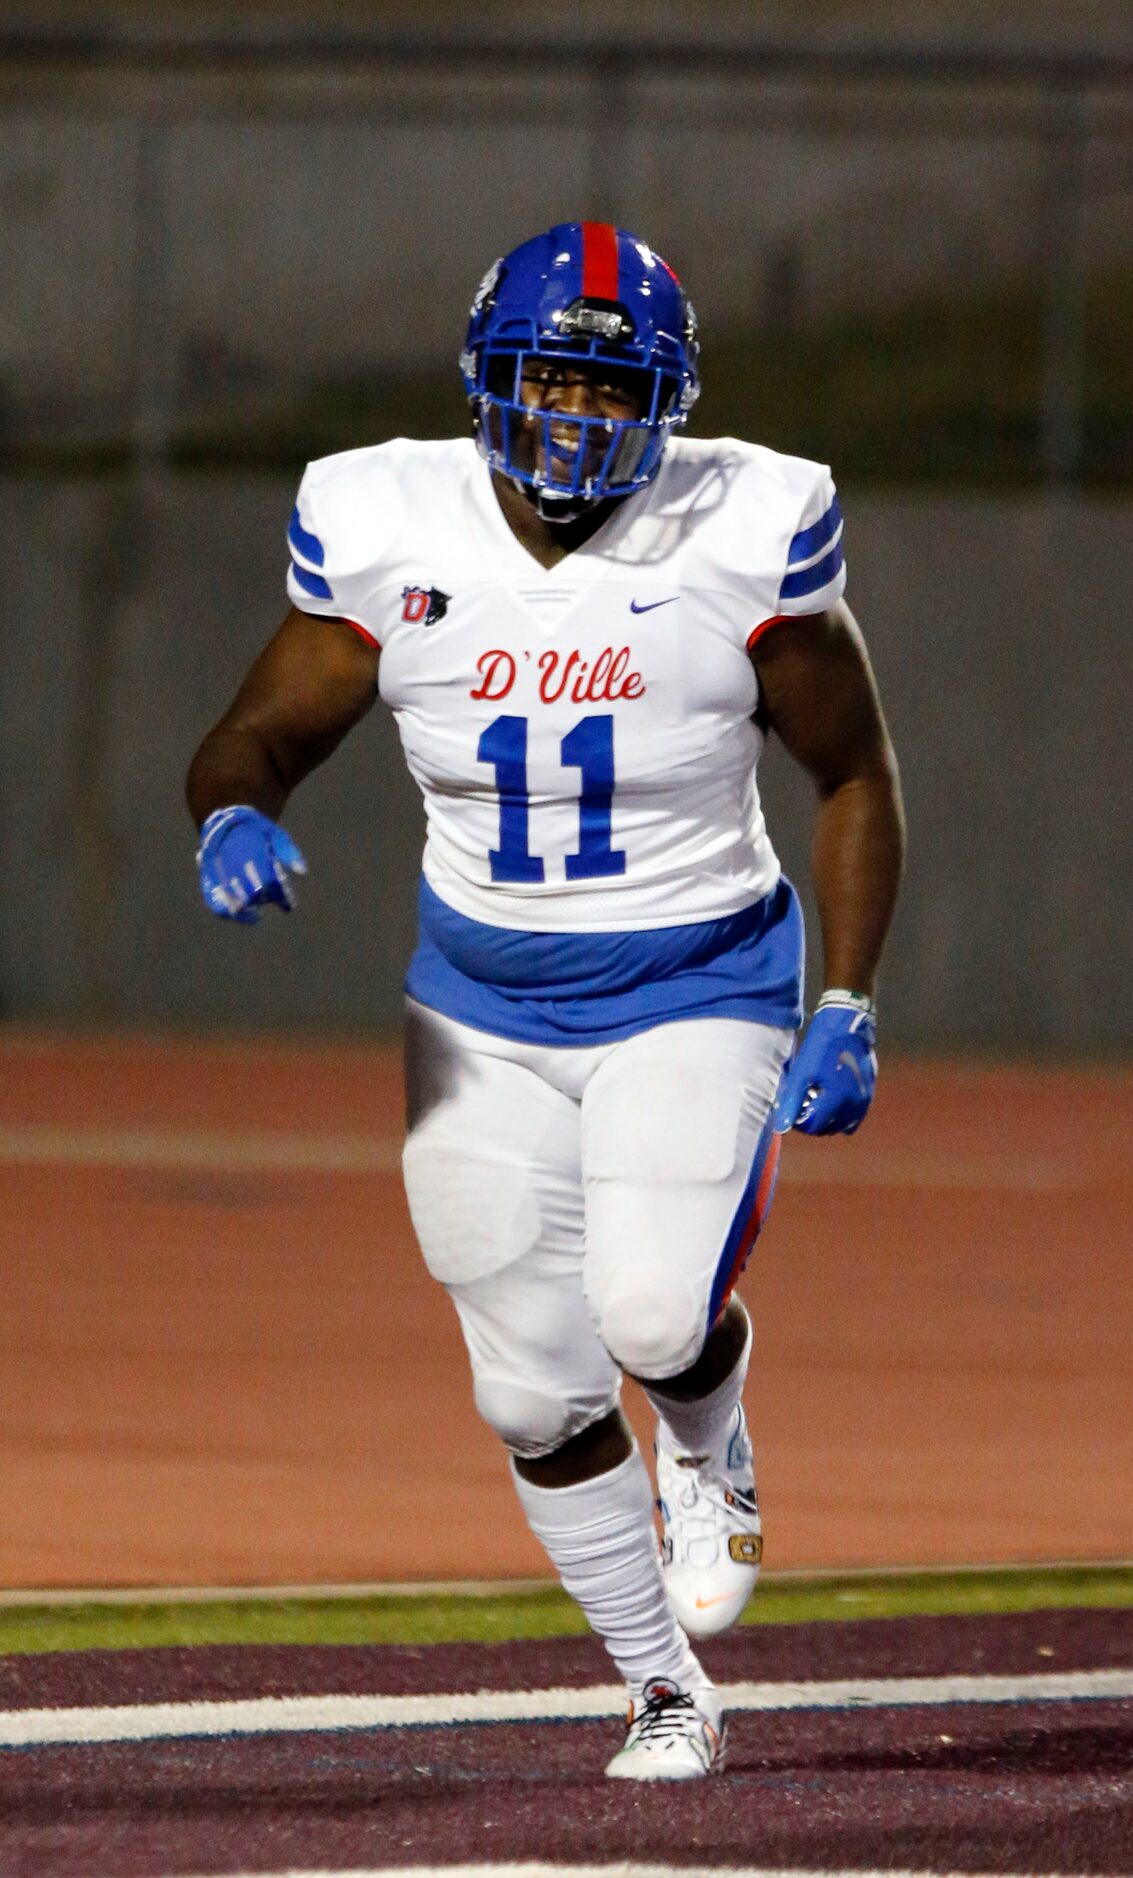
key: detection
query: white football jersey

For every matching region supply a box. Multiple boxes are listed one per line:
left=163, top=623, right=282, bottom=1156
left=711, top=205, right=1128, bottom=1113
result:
left=286, top=435, right=846, bottom=933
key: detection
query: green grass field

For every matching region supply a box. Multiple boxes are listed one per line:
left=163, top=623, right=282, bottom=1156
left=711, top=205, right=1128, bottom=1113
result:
left=3, top=1565, right=1130, bottom=1656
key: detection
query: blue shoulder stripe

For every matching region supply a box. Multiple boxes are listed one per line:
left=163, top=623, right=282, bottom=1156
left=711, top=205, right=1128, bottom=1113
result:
left=787, top=494, right=842, bottom=567
left=290, top=559, right=333, bottom=601
left=289, top=507, right=325, bottom=567
left=779, top=540, right=844, bottom=603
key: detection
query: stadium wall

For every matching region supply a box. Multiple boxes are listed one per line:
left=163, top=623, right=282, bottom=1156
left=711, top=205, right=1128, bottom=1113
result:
left=2, top=32, right=1131, bottom=456
left=2, top=476, right=1128, bottom=1052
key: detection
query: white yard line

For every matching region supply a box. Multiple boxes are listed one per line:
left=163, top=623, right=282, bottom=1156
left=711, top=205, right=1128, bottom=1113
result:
left=3, top=1668, right=1130, bottom=1750
left=0, top=1125, right=1079, bottom=1191
left=179, top=1867, right=1106, bottom=1878
left=0, top=1577, right=552, bottom=1607
left=0, top=1579, right=555, bottom=1607
left=0, top=1126, right=402, bottom=1175
left=781, top=1149, right=1081, bottom=1192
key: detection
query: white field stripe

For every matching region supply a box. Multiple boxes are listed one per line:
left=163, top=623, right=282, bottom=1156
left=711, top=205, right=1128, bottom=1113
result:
left=0, top=1126, right=402, bottom=1175
left=781, top=1148, right=1081, bottom=1193
left=3, top=1668, right=1131, bottom=1750
left=0, top=1578, right=553, bottom=1607
left=179, top=1868, right=1106, bottom=1878
left=0, top=1125, right=1078, bottom=1192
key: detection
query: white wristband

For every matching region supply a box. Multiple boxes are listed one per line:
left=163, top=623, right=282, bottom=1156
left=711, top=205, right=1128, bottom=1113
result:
left=199, top=804, right=255, bottom=838
left=817, top=988, right=877, bottom=1019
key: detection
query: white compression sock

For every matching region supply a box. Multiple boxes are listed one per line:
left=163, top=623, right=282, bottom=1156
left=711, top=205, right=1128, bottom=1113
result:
left=511, top=1444, right=704, bottom=1692
left=646, top=1301, right=754, bottom=1460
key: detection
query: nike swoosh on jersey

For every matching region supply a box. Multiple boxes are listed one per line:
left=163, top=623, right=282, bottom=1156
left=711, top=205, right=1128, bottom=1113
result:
left=629, top=596, right=678, bottom=613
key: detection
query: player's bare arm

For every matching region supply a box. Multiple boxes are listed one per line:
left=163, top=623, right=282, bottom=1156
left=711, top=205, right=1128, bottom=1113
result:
left=186, top=607, right=379, bottom=922
left=187, top=607, right=379, bottom=826
left=752, top=599, right=904, bottom=999
left=753, top=598, right=904, bottom=1135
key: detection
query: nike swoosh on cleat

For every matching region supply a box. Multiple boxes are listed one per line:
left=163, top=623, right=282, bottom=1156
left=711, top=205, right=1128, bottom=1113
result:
left=629, top=597, right=678, bottom=613
left=694, top=1591, right=741, bottom=1610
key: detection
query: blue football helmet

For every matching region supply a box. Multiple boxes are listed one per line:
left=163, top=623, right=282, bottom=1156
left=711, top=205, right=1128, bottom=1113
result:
left=461, top=221, right=699, bottom=518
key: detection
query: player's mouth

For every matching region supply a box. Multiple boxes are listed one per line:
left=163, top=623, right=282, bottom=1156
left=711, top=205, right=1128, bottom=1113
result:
left=545, top=418, right=614, bottom=472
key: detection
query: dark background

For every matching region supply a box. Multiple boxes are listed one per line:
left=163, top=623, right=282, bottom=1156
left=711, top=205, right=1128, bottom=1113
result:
left=3, top=2, right=1130, bottom=1049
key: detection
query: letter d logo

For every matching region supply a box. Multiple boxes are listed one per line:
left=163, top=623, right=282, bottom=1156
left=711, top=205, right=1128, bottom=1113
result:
left=470, top=650, right=516, bottom=701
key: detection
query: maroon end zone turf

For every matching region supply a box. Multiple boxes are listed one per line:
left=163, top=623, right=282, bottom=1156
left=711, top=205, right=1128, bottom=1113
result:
left=1, top=1609, right=1131, bottom=1877
left=4, top=1606, right=1130, bottom=1710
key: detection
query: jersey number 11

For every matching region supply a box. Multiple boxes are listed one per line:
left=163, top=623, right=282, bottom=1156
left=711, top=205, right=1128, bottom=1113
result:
left=478, top=713, right=626, bottom=885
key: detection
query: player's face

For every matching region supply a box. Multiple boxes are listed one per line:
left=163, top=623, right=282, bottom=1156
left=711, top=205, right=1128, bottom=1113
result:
left=519, top=358, right=647, bottom=424
left=490, top=354, right=651, bottom=494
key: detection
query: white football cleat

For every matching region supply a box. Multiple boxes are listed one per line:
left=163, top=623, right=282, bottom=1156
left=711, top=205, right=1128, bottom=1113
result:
left=604, top=1675, right=726, bottom=1780
left=656, top=1405, right=763, bottom=1639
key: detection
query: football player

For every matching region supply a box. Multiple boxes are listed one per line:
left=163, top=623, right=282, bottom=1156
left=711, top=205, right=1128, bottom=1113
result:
left=187, top=222, right=904, bottom=1779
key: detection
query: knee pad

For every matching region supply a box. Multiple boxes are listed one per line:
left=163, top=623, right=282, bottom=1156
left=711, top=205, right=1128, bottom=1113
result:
left=402, top=1130, right=541, bottom=1287
left=597, top=1266, right=704, bottom=1381
left=472, top=1369, right=580, bottom=1460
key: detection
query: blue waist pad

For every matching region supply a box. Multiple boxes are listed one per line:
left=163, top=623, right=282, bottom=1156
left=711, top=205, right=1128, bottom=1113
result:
left=406, top=877, right=804, bottom=1046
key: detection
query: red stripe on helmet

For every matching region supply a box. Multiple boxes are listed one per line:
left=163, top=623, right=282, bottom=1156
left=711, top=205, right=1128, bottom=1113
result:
left=581, top=221, right=620, bottom=300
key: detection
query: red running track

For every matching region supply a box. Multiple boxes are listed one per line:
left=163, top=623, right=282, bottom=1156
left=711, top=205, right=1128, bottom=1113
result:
left=0, top=1034, right=1131, bottom=1586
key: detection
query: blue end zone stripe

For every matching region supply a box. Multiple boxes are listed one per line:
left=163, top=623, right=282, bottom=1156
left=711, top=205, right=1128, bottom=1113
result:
left=289, top=508, right=325, bottom=567
left=779, top=540, right=844, bottom=604
left=787, top=495, right=842, bottom=567
left=706, top=1111, right=780, bottom=1326
left=290, top=559, right=333, bottom=601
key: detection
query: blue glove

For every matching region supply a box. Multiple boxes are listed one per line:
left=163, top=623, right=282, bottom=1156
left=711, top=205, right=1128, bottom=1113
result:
left=196, top=805, right=307, bottom=924
left=774, top=991, right=877, bottom=1136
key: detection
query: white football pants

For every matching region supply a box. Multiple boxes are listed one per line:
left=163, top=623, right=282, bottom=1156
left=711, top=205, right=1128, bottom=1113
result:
left=401, top=999, right=792, bottom=1459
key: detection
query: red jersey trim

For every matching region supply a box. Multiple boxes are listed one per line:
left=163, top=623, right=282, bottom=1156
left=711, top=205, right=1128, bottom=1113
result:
left=745, top=614, right=790, bottom=650
left=338, top=616, right=381, bottom=650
